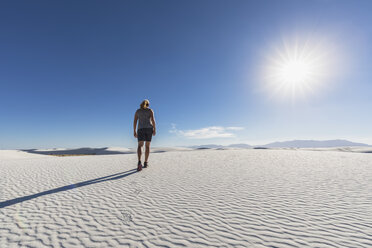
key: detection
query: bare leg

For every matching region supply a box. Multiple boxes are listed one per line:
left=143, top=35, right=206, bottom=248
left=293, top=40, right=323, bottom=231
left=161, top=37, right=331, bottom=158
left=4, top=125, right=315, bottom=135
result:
left=145, top=141, right=151, bottom=162
left=137, top=141, right=144, bottom=161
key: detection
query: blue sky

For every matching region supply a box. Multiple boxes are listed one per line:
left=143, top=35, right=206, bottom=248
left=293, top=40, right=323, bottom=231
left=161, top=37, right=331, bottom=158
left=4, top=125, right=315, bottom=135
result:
left=1, top=0, right=372, bottom=149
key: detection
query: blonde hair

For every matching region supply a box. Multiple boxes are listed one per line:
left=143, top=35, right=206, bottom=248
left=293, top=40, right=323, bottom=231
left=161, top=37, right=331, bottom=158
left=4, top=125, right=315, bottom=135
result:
left=140, top=99, right=150, bottom=109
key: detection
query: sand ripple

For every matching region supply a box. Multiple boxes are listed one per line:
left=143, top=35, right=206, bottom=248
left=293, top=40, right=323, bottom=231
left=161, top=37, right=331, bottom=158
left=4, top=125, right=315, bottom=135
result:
left=1, top=149, right=371, bottom=247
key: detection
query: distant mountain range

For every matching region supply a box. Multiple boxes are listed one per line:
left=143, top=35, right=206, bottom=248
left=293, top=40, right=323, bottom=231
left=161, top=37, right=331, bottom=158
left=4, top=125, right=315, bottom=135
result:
left=188, top=139, right=371, bottom=149
left=263, top=139, right=370, bottom=148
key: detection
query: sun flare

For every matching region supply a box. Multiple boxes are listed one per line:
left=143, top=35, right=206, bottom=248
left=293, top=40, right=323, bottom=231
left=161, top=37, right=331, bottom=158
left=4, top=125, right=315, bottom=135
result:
left=261, top=36, right=335, bottom=101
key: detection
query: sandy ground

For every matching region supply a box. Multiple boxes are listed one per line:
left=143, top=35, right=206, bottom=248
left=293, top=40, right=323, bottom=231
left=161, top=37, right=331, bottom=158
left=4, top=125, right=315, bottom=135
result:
left=1, top=148, right=371, bottom=247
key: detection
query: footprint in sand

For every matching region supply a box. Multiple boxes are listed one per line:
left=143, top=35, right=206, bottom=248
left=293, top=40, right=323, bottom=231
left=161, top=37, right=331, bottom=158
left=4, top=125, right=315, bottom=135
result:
left=118, top=209, right=133, bottom=224
left=133, top=188, right=143, bottom=196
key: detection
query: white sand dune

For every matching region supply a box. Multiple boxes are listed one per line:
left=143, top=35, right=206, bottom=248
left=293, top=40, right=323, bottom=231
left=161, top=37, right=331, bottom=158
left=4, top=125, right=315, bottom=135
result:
left=7, top=146, right=371, bottom=160
left=1, top=149, right=371, bottom=247
left=0, top=150, right=48, bottom=160
left=300, top=146, right=372, bottom=154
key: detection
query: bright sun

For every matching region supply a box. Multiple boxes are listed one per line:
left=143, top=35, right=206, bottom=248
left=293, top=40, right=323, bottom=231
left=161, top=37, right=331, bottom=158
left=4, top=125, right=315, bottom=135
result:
left=261, top=36, right=334, bottom=101
left=278, top=59, right=313, bottom=84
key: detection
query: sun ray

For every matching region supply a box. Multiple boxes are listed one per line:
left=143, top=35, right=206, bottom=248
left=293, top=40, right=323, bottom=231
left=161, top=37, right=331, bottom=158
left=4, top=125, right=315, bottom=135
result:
left=259, top=35, right=336, bottom=102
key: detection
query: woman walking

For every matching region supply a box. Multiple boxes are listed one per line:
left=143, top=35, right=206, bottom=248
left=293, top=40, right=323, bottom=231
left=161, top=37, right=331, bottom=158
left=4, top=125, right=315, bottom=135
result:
left=133, top=99, right=156, bottom=171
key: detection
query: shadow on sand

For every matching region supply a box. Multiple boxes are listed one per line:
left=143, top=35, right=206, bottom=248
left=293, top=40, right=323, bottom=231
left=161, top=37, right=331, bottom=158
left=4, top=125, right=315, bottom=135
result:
left=22, top=147, right=169, bottom=156
left=0, top=169, right=138, bottom=209
left=21, top=147, right=136, bottom=156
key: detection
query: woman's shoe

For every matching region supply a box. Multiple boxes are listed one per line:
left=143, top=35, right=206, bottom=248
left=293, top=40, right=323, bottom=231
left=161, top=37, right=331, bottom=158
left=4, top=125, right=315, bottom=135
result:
left=143, top=162, right=148, bottom=168
left=137, top=161, right=142, bottom=171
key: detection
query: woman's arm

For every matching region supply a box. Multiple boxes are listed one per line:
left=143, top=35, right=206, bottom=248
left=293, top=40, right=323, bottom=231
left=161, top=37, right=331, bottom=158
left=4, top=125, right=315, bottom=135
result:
left=150, top=109, right=156, bottom=135
left=133, top=111, right=138, bottom=137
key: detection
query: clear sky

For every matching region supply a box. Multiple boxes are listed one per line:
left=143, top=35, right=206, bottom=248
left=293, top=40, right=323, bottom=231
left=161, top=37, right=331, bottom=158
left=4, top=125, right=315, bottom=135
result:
left=1, top=0, right=372, bottom=149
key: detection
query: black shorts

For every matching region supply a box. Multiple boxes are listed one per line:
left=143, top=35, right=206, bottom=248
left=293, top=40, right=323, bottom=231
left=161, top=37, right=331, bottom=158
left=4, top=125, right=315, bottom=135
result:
left=137, top=128, right=153, bottom=142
